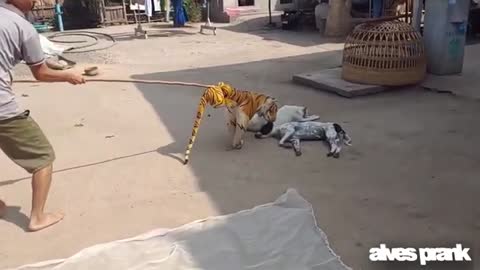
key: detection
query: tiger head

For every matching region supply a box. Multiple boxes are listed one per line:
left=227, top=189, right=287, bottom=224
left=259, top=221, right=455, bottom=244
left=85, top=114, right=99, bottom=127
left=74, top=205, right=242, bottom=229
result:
left=256, top=97, right=278, bottom=123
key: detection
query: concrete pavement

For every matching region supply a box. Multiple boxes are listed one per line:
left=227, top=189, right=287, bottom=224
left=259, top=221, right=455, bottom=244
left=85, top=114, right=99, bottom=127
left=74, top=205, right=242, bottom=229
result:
left=1, top=23, right=479, bottom=270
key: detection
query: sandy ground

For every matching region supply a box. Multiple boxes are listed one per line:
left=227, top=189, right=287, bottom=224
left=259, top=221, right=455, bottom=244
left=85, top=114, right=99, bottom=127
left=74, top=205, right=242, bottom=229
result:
left=1, top=21, right=480, bottom=270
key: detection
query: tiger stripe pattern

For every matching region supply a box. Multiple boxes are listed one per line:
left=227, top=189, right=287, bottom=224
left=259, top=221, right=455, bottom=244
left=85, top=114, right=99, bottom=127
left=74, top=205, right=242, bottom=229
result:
left=183, top=82, right=278, bottom=165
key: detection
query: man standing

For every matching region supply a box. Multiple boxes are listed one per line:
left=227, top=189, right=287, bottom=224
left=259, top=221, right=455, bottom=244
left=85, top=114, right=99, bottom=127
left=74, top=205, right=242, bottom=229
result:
left=172, top=0, right=187, bottom=27
left=0, top=0, right=85, bottom=231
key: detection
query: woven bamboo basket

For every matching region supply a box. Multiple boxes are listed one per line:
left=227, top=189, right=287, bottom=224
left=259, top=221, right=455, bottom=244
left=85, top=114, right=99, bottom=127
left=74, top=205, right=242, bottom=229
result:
left=341, top=20, right=426, bottom=86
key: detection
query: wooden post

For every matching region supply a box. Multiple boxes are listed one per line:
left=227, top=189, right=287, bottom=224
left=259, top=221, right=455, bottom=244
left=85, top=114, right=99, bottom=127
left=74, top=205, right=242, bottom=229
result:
left=268, top=0, right=272, bottom=24
left=164, top=0, right=170, bottom=22
left=412, top=0, right=422, bottom=31
left=99, top=0, right=106, bottom=24
left=122, top=0, right=127, bottom=23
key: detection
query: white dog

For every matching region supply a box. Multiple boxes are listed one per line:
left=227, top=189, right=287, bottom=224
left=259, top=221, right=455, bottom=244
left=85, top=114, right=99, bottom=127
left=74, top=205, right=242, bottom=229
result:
left=247, top=105, right=320, bottom=132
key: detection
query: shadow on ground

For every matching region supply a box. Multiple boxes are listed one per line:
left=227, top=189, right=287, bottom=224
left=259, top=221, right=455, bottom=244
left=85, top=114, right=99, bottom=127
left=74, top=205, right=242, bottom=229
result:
left=2, top=206, right=29, bottom=232
left=128, top=50, right=479, bottom=269
left=149, top=24, right=196, bottom=29
left=0, top=149, right=160, bottom=188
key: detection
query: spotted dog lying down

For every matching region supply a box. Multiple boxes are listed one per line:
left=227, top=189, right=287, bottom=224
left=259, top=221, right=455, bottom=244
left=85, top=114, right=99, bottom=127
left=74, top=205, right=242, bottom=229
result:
left=255, top=121, right=352, bottom=158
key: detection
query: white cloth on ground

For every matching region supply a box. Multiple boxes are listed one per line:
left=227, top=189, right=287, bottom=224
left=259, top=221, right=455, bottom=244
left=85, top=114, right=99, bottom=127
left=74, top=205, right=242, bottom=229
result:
left=7, top=189, right=352, bottom=270
left=38, top=35, right=71, bottom=58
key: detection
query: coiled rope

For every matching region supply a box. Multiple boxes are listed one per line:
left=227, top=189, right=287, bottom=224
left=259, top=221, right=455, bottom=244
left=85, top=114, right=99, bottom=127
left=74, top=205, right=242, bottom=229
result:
left=47, top=31, right=117, bottom=54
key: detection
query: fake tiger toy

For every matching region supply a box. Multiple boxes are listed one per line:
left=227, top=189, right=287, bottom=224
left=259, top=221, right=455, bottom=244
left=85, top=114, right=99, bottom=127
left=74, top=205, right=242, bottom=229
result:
left=183, top=82, right=278, bottom=165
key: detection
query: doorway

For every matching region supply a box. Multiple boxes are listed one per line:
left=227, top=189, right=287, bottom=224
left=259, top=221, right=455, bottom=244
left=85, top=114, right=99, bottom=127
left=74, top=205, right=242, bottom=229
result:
left=238, top=0, right=254, bottom=6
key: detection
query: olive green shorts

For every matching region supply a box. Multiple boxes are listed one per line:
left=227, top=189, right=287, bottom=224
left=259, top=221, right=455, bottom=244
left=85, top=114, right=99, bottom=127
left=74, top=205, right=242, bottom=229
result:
left=0, top=110, right=55, bottom=174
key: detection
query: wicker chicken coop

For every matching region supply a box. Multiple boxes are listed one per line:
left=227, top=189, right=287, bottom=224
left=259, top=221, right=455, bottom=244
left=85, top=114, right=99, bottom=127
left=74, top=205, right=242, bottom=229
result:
left=341, top=20, right=426, bottom=86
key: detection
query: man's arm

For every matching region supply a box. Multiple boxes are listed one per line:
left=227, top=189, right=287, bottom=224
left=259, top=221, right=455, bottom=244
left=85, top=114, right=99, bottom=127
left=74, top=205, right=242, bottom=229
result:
left=29, top=63, right=85, bottom=85
left=21, top=25, right=85, bottom=85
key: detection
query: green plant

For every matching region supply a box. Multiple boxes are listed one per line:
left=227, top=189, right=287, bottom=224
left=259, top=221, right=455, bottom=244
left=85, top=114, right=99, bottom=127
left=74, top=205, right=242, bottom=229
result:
left=184, top=0, right=202, bottom=23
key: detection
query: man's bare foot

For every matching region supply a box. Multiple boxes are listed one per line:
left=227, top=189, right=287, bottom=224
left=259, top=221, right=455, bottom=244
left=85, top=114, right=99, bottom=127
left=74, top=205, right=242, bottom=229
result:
left=28, top=212, right=64, bottom=232
left=0, top=200, right=6, bottom=218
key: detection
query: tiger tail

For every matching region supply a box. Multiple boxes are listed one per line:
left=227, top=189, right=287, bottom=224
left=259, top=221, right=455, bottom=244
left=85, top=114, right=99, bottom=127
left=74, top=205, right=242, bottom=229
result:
left=183, top=83, right=236, bottom=165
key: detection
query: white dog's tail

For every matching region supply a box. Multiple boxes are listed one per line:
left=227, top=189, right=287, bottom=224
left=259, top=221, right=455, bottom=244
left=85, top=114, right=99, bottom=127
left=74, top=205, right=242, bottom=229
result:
left=299, top=115, right=320, bottom=122
left=298, top=107, right=320, bottom=122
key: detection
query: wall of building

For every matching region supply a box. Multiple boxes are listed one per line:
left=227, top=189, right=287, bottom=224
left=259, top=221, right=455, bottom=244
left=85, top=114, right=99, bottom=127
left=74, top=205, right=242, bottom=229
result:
left=210, top=0, right=297, bottom=23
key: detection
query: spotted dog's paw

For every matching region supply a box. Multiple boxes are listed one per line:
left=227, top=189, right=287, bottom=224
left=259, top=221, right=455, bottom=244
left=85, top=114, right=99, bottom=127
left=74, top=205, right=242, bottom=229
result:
left=327, top=152, right=340, bottom=158
left=295, top=150, right=302, bottom=156
left=279, top=142, right=293, bottom=149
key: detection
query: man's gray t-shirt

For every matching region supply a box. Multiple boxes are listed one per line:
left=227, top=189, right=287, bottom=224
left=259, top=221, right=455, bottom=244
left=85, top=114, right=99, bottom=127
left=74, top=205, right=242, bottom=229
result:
left=0, top=3, right=45, bottom=120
